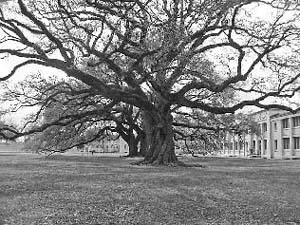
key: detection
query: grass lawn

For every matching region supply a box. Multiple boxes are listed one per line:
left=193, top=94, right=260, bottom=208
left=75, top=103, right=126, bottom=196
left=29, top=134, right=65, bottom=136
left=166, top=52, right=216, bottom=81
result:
left=0, top=154, right=300, bottom=225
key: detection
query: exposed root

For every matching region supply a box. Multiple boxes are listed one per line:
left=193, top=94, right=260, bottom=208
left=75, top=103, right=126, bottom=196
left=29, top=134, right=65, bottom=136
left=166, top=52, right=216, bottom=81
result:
left=122, top=153, right=143, bottom=158
left=180, top=162, right=206, bottom=168
left=130, top=159, right=205, bottom=168
left=130, top=159, right=149, bottom=165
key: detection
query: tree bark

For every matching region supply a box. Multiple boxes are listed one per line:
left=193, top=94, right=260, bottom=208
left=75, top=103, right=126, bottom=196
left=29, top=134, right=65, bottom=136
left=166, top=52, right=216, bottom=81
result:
left=136, top=110, right=178, bottom=165
left=139, top=134, right=147, bottom=157
left=116, top=122, right=140, bottom=157
left=127, top=133, right=139, bottom=157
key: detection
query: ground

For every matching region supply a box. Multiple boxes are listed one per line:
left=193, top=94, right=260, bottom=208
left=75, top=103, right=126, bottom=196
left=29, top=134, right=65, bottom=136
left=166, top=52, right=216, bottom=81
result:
left=0, top=152, right=300, bottom=225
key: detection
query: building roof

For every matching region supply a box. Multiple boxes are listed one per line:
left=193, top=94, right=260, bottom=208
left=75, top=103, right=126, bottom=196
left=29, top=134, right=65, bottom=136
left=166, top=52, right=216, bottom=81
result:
left=250, top=108, right=300, bottom=120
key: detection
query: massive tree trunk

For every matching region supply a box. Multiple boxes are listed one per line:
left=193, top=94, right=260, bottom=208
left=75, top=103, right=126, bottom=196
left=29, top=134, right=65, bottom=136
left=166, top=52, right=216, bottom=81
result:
left=116, top=123, right=140, bottom=157
left=139, top=134, right=147, bottom=157
left=127, top=133, right=139, bottom=157
left=137, top=110, right=178, bottom=165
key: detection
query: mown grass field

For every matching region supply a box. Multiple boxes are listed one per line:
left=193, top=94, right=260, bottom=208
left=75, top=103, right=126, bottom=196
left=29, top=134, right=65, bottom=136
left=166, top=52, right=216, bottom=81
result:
left=0, top=153, right=299, bottom=225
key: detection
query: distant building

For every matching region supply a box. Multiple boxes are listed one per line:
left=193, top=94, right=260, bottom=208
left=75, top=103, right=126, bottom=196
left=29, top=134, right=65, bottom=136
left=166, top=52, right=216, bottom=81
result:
left=79, top=137, right=128, bottom=154
left=220, top=109, right=300, bottom=159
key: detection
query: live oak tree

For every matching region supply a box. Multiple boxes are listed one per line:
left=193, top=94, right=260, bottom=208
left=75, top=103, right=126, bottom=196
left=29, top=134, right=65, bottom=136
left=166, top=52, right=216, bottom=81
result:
left=1, top=0, right=300, bottom=165
left=2, top=71, right=234, bottom=157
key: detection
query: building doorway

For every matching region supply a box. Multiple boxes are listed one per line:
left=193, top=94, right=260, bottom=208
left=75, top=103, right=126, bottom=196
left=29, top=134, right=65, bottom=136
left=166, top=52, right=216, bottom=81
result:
left=258, top=140, right=262, bottom=155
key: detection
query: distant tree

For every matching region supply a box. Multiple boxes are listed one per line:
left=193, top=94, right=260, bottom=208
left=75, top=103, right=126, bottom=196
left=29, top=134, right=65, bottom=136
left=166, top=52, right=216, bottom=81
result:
left=1, top=0, right=300, bottom=165
left=3, top=74, right=144, bottom=156
left=0, top=119, right=17, bottom=141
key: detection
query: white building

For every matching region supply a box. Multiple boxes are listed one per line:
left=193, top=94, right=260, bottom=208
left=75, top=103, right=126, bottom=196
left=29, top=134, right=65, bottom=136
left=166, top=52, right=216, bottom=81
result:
left=220, top=109, right=300, bottom=159
left=80, top=138, right=128, bottom=154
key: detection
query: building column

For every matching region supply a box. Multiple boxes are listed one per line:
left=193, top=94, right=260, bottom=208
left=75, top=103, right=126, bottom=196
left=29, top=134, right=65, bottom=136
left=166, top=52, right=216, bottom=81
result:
left=233, top=135, right=236, bottom=156
left=243, top=134, right=246, bottom=157
left=227, top=134, right=231, bottom=155
left=261, top=139, right=264, bottom=156
left=260, top=124, right=264, bottom=156
left=248, top=134, right=253, bottom=155
left=255, top=135, right=259, bottom=155
left=267, top=118, right=273, bottom=159
left=290, top=125, right=293, bottom=159
left=222, top=132, right=226, bottom=155
left=278, top=120, right=284, bottom=158
left=238, top=135, right=241, bottom=157
left=228, top=133, right=231, bottom=155
left=227, top=134, right=230, bottom=155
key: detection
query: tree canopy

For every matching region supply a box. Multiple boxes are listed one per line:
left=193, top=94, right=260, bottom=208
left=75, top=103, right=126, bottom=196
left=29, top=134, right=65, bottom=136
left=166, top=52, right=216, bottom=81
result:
left=1, top=0, right=300, bottom=165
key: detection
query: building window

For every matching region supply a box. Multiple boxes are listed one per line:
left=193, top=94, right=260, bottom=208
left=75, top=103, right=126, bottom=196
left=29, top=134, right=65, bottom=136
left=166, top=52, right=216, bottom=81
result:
left=283, top=138, right=290, bottom=149
left=282, top=118, right=289, bottom=129
left=239, top=141, right=243, bottom=150
left=294, top=137, right=300, bottom=149
left=263, top=140, right=267, bottom=154
left=274, top=122, right=277, bottom=131
left=234, top=141, right=238, bottom=150
left=262, top=123, right=267, bottom=132
left=292, top=116, right=300, bottom=127
left=263, top=140, right=267, bottom=150
left=274, top=140, right=278, bottom=151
